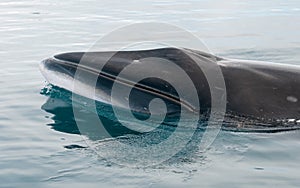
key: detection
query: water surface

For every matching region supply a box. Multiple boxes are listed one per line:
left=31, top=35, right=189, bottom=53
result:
left=1, top=0, right=300, bottom=187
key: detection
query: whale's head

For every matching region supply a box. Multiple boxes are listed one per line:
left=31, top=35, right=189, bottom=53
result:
left=40, top=48, right=219, bottom=117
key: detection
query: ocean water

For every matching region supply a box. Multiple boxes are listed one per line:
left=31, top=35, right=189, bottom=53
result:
left=1, top=0, right=300, bottom=187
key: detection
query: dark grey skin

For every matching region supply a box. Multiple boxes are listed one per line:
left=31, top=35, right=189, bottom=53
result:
left=40, top=48, right=300, bottom=131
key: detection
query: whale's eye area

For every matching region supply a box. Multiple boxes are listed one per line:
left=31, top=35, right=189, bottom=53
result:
left=129, top=77, right=181, bottom=121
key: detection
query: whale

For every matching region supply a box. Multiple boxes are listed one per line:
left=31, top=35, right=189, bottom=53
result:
left=39, top=47, right=300, bottom=132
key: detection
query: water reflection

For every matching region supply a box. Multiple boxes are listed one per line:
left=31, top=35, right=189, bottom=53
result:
left=40, top=86, right=204, bottom=166
left=41, top=86, right=139, bottom=141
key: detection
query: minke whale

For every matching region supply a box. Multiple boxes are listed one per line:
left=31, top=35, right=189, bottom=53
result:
left=40, top=47, right=300, bottom=132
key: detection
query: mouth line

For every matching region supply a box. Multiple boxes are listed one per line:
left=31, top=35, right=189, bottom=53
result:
left=48, top=57, right=198, bottom=113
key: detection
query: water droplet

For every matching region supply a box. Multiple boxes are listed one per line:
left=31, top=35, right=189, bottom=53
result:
left=287, top=96, right=298, bottom=103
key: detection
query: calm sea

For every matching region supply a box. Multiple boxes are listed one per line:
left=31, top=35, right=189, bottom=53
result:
left=1, top=0, right=300, bottom=187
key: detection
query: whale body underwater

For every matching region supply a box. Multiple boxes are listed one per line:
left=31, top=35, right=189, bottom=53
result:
left=40, top=47, right=300, bottom=132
